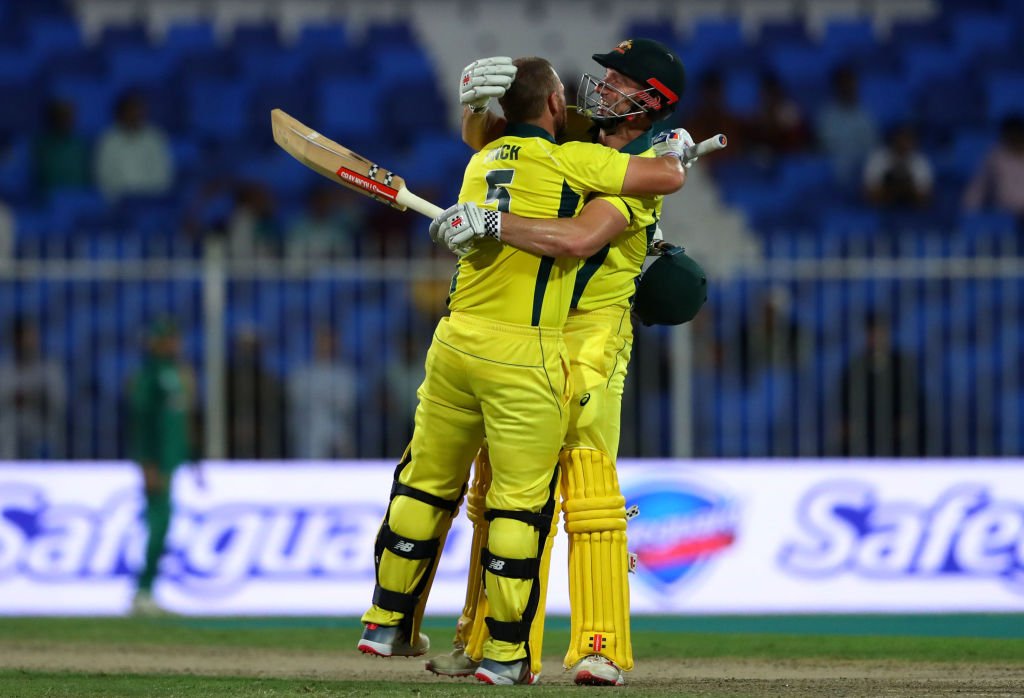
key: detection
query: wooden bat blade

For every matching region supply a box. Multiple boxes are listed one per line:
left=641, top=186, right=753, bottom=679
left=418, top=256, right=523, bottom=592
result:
left=270, top=108, right=409, bottom=211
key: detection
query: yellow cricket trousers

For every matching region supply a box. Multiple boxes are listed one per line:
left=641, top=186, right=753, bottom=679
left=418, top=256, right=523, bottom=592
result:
left=563, top=306, right=634, bottom=455
left=365, top=311, right=570, bottom=663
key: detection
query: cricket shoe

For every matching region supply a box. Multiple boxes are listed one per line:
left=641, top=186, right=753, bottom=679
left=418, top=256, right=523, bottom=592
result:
left=571, top=654, right=625, bottom=686
left=357, top=623, right=430, bottom=657
left=473, top=657, right=538, bottom=685
left=130, top=591, right=172, bottom=617
left=425, top=646, right=479, bottom=677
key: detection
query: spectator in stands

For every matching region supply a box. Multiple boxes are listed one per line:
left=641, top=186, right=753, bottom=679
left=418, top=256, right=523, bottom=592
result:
left=226, top=329, right=286, bottom=458
left=379, top=330, right=430, bottom=454
left=681, top=71, right=744, bottom=168
left=735, top=284, right=807, bottom=388
left=285, top=186, right=362, bottom=260
left=0, top=199, right=12, bottom=258
left=33, top=99, right=90, bottom=194
left=127, top=318, right=199, bottom=616
left=287, top=325, right=357, bottom=459
left=0, top=315, right=66, bottom=459
left=225, top=181, right=281, bottom=258
left=94, top=91, right=174, bottom=201
left=837, top=311, right=925, bottom=457
left=863, top=124, right=933, bottom=209
left=962, top=114, right=1024, bottom=220
left=816, top=65, right=878, bottom=191
left=744, top=72, right=811, bottom=162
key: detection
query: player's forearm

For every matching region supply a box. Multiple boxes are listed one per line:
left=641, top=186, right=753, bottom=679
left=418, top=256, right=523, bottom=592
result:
left=620, top=156, right=686, bottom=196
left=499, top=215, right=593, bottom=257
left=500, top=201, right=626, bottom=258
left=462, top=108, right=506, bottom=150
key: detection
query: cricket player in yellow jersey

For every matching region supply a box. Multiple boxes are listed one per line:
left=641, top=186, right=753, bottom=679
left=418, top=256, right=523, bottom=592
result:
left=357, top=56, right=694, bottom=686
left=426, top=39, right=708, bottom=687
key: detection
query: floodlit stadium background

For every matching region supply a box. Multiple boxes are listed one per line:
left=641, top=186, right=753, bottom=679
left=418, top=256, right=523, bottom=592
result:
left=1, top=0, right=1023, bottom=615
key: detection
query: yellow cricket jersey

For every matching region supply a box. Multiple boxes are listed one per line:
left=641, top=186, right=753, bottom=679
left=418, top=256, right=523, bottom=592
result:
left=448, top=123, right=632, bottom=328
left=571, top=132, right=663, bottom=314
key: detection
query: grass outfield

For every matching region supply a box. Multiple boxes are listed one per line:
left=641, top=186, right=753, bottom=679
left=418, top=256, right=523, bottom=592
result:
left=2, top=615, right=1023, bottom=697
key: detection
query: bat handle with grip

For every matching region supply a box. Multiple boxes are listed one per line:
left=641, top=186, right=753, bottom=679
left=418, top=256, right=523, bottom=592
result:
left=396, top=188, right=444, bottom=219
left=685, top=133, right=728, bottom=160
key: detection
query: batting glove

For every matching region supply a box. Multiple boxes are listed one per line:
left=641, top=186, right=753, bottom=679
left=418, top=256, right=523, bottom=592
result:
left=431, top=202, right=502, bottom=254
left=652, top=128, right=698, bottom=168
left=460, top=57, right=517, bottom=112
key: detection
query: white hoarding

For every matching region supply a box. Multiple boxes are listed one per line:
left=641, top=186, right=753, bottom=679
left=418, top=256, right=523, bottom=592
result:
left=1, top=461, right=1022, bottom=615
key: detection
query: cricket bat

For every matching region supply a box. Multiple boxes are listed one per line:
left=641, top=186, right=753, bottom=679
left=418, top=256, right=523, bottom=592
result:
left=270, top=108, right=444, bottom=219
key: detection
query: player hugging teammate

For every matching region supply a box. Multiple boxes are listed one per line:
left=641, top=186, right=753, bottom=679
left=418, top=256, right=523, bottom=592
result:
left=359, top=39, right=711, bottom=687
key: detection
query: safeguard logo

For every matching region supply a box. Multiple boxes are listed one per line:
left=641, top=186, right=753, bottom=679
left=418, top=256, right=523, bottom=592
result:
left=623, top=475, right=739, bottom=592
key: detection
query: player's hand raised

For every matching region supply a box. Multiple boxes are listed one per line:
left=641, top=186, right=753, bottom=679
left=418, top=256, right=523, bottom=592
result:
left=429, top=202, right=502, bottom=254
left=460, top=57, right=517, bottom=112
left=653, top=128, right=698, bottom=168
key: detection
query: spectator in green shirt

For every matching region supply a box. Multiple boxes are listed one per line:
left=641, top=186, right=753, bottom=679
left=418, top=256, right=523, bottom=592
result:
left=33, top=99, right=90, bottom=194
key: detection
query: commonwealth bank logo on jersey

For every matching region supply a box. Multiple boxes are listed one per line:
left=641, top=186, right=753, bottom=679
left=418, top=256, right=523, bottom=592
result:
left=622, top=473, right=739, bottom=593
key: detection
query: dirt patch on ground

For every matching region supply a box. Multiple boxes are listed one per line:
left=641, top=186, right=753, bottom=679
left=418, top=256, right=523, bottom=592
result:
left=3, top=642, right=1023, bottom=696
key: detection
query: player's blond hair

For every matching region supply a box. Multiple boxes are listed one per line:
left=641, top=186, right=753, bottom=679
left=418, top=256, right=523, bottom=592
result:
left=500, top=56, right=560, bottom=123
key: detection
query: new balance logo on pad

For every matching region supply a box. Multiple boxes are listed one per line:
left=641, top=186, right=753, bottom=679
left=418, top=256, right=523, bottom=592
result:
left=393, top=540, right=415, bottom=553
left=488, top=559, right=505, bottom=571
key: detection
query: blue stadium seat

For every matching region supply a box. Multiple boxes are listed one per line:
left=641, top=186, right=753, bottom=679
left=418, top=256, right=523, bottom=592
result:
left=316, top=76, right=383, bottom=143
left=41, top=47, right=106, bottom=81
left=888, top=18, right=947, bottom=46
left=295, top=21, right=349, bottom=53
left=688, top=18, right=745, bottom=56
left=13, top=207, right=54, bottom=247
left=230, top=23, right=281, bottom=51
left=98, top=23, right=150, bottom=50
left=362, top=21, right=417, bottom=48
left=245, top=149, right=318, bottom=198
left=939, top=129, right=994, bottom=180
left=957, top=211, right=1019, bottom=241
left=819, top=206, right=882, bottom=241
left=778, top=155, right=834, bottom=197
left=0, top=136, right=30, bottom=202
left=723, top=68, right=760, bottom=113
left=916, top=77, right=984, bottom=143
left=105, top=45, right=179, bottom=89
left=162, top=21, right=217, bottom=56
left=27, top=16, right=83, bottom=60
left=237, top=47, right=310, bottom=84
left=821, top=18, right=877, bottom=62
left=858, top=74, right=912, bottom=129
left=0, top=49, right=40, bottom=84
left=767, top=45, right=832, bottom=93
left=381, top=80, right=448, bottom=143
left=0, top=84, right=41, bottom=137
left=47, top=187, right=108, bottom=236
left=757, top=20, right=810, bottom=47
left=370, top=46, right=435, bottom=87
left=903, top=44, right=965, bottom=93
left=175, top=49, right=237, bottom=81
left=622, top=21, right=679, bottom=47
left=950, top=12, right=1014, bottom=59
left=400, top=134, right=472, bottom=192
left=185, top=78, right=250, bottom=142
left=985, top=72, right=1024, bottom=122
left=49, top=75, right=118, bottom=136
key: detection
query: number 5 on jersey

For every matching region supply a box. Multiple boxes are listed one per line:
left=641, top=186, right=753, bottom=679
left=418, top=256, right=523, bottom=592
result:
left=485, top=169, right=515, bottom=212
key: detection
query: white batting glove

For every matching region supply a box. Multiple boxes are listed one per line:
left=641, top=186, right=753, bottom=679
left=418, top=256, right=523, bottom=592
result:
left=431, top=202, right=502, bottom=254
left=460, top=57, right=517, bottom=112
left=652, top=128, right=698, bottom=168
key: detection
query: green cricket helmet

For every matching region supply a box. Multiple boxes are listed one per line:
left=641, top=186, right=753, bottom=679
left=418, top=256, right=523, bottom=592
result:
left=578, top=38, right=686, bottom=130
left=633, top=244, right=707, bottom=326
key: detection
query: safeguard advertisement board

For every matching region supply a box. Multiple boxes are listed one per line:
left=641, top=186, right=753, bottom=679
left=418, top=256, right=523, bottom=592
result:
left=1, top=461, right=1023, bottom=615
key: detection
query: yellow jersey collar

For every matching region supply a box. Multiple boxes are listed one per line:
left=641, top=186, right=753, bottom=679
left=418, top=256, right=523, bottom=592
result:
left=503, top=122, right=557, bottom=143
